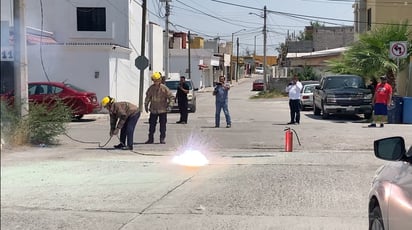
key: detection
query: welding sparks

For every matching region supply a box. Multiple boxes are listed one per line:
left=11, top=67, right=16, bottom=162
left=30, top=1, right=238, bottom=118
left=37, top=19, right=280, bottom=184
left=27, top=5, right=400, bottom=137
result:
left=172, top=150, right=209, bottom=167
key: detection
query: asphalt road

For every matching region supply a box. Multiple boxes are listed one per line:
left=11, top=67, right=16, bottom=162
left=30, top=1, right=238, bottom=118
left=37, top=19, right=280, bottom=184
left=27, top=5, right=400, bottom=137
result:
left=2, top=76, right=411, bottom=230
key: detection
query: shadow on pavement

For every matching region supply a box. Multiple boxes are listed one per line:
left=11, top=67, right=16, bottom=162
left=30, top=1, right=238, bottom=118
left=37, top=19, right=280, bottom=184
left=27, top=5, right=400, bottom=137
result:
left=304, top=113, right=368, bottom=123
left=71, top=118, right=96, bottom=123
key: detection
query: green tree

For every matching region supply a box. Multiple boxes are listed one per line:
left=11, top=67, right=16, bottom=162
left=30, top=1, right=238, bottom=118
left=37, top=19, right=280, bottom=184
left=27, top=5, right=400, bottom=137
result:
left=326, top=21, right=411, bottom=92
left=300, top=65, right=318, bottom=81
left=276, top=42, right=288, bottom=66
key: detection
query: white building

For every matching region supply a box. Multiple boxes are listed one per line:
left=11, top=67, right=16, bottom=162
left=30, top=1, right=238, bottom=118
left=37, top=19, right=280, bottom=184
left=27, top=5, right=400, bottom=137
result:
left=1, top=0, right=164, bottom=105
left=148, top=22, right=164, bottom=75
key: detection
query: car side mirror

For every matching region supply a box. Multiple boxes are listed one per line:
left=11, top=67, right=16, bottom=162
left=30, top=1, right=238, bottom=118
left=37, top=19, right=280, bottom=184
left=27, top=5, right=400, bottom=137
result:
left=374, top=136, right=406, bottom=161
left=315, top=85, right=321, bottom=90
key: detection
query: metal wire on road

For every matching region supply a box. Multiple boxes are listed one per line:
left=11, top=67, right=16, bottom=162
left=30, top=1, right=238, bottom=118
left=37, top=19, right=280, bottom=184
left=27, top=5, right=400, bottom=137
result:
left=63, top=132, right=162, bottom=156
left=63, top=132, right=113, bottom=148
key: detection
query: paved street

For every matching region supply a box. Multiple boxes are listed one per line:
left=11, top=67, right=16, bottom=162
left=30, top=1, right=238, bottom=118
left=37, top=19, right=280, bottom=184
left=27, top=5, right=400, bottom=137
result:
left=2, top=76, right=412, bottom=230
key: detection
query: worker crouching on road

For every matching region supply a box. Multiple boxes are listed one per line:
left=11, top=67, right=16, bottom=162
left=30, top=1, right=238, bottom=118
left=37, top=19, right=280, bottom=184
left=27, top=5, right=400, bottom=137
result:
left=101, top=96, right=141, bottom=150
left=144, top=72, right=175, bottom=144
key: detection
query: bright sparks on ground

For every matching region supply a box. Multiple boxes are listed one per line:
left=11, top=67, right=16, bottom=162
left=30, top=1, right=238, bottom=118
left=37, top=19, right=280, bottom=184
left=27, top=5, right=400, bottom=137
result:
left=172, top=150, right=209, bottom=167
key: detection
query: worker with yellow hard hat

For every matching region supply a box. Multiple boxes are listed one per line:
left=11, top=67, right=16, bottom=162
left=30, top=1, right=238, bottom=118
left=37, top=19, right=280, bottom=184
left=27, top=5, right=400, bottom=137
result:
left=101, top=96, right=140, bottom=150
left=144, top=72, right=175, bottom=144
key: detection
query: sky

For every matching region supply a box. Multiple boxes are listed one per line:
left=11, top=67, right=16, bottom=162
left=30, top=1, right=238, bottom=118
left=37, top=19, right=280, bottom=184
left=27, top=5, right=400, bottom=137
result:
left=147, top=0, right=355, bottom=56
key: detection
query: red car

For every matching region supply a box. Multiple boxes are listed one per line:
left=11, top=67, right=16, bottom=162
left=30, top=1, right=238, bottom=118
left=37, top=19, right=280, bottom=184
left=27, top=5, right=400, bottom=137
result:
left=1, top=82, right=100, bottom=120
left=252, top=79, right=264, bottom=91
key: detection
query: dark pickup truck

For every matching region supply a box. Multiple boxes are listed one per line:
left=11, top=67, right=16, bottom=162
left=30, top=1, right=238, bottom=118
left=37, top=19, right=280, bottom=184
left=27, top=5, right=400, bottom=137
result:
left=313, top=75, right=373, bottom=119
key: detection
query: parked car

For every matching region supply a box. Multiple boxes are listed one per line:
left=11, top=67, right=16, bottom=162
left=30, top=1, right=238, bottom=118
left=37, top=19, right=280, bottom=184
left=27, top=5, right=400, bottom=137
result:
left=368, top=136, right=412, bottom=230
left=252, top=79, right=264, bottom=91
left=1, top=82, right=100, bottom=120
left=301, top=80, right=319, bottom=87
left=255, top=67, right=264, bottom=74
left=300, top=83, right=319, bottom=110
left=313, top=75, right=373, bottom=119
left=164, top=79, right=197, bottom=113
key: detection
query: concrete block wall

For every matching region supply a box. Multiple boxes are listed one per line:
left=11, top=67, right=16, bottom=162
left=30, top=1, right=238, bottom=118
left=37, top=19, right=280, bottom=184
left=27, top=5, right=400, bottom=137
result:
left=313, top=27, right=354, bottom=51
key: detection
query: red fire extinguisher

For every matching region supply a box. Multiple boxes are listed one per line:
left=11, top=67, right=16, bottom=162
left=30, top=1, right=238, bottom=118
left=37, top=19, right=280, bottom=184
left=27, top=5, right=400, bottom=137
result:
left=284, top=127, right=301, bottom=152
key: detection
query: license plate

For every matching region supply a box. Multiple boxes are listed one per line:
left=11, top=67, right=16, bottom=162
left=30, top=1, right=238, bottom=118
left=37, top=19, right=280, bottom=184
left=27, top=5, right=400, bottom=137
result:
left=347, top=106, right=355, bottom=111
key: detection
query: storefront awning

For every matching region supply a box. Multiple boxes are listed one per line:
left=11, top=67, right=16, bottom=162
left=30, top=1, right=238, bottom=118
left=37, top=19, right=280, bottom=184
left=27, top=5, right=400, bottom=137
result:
left=26, top=34, right=57, bottom=45
left=8, top=34, right=58, bottom=45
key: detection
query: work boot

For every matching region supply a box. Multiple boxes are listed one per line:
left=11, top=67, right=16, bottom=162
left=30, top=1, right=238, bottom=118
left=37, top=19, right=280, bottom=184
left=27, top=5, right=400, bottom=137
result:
left=145, top=135, right=154, bottom=144
left=121, top=146, right=133, bottom=150
left=114, top=143, right=125, bottom=149
left=144, top=139, right=154, bottom=144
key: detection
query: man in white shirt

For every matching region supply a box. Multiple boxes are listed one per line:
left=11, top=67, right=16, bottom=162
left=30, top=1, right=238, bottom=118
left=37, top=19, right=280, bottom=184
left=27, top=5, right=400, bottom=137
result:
left=285, top=75, right=303, bottom=124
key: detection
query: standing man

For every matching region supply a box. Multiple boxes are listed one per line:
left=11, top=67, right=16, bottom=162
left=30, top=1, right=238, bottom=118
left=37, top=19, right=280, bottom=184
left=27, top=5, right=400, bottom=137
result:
left=368, top=78, right=378, bottom=96
left=368, top=75, right=392, bottom=128
left=144, top=72, right=175, bottom=144
left=176, top=76, right=189, bottom=124
left=101, top=96, right=140, bottom=150
left=285, top=74, right=303, bottom=124
left=213, top=76, right=232, bottom=128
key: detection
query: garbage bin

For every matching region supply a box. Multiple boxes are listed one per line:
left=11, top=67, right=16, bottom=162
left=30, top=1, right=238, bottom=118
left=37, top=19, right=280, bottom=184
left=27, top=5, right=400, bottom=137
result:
left=388, top=96, right=403, bottom=124
left=403, top=97, right=412, bottom=124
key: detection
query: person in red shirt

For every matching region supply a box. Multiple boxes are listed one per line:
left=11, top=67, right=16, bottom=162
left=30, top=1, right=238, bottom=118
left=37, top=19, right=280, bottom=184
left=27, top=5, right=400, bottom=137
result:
left=368, top=75, right=392, bottom=127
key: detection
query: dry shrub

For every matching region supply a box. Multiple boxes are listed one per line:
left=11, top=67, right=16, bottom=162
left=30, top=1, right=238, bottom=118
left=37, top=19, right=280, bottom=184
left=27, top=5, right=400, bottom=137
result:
left=1, top=99, right=72, bottom=146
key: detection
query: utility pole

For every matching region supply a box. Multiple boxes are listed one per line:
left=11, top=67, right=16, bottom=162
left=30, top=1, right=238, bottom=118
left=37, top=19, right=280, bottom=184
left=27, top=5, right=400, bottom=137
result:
left=138, top=0, right=147, bottom=112
left=162, top=0, right=171, bottom=79
left=254, top=35, right=256, bottom=57
left=230, top=29, right=245, bottom=84
left=230, top=33, right=234, bottom=84
left=188, top=31, right=191, bottom=79
left=263, top=5, right=267, bottom=91
left=236, top=37, right=239, bottom=82
left=14, top=0, right=29, bottom=117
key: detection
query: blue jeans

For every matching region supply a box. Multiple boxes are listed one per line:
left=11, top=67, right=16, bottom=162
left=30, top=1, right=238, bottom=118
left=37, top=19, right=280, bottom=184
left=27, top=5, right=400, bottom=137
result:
left=215, top=101, right=231, bottom=127
left=119, top=111, right=140, bottom=147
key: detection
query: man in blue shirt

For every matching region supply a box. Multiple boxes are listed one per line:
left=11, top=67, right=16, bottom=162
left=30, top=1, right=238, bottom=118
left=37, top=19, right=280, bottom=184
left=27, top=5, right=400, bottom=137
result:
left=285, top=74, right=303, bottom=124
left=213, top=76, right=232, bottom=128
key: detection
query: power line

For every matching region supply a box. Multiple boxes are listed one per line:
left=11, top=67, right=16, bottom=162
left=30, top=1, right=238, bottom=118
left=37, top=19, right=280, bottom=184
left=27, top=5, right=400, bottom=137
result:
left=174, top=0, right=251, bottom=28
left=211, top=0, right=412, bottom=26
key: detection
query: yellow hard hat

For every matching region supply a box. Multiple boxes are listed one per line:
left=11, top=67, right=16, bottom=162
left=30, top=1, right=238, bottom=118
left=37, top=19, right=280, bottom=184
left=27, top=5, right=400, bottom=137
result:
left=151, top=72, right=162, bottom=81
left=101, top=96, right=114, bottom=107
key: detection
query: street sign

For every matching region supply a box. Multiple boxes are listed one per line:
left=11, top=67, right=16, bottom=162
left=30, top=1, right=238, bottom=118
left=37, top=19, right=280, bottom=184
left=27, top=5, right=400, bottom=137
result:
left=135, top=55, right=149, bottom=70
left=389, top=41, right=408, bottom=59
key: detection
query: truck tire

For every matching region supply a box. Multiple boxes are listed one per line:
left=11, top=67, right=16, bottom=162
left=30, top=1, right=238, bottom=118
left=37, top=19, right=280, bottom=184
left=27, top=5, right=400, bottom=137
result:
left=364, top=113, right=372, bottom=120
left=190, top=105, right=196, bottom=113
left=313, top=103, right=321, bottom=115
left=321, top=104, right=329, bottom=119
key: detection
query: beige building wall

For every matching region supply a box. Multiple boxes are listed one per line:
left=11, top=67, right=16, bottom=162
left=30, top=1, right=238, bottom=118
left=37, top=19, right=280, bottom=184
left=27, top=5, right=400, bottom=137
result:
left=361, top=0, right=412, bottom=96
left=191, top=37, right=204, bottom=49
left=355, top=1, right=412, bottom=35
left=397, top=56, right=412, bottom=96
left=254, top=55, right=278, bottom=66
left=368, top=0, right=412, bottom=29
left=409, top=56, right=412, bottom=96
